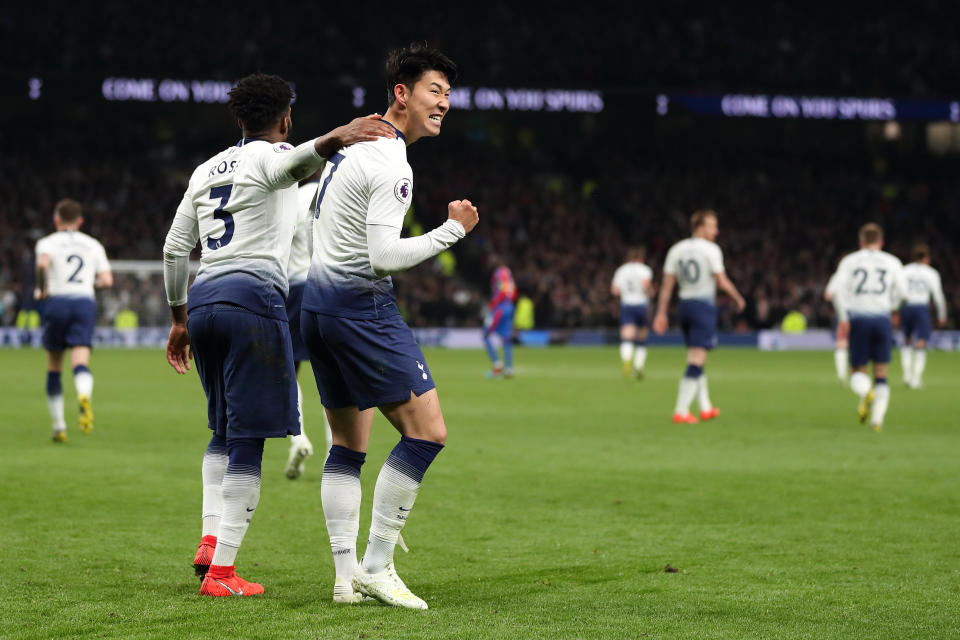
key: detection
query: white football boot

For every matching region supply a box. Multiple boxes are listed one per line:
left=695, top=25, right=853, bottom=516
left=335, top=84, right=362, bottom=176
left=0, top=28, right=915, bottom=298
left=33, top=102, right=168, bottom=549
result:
left=285, top=434, right=314, bottom=479
left=352, top=562, right=428, bottom=610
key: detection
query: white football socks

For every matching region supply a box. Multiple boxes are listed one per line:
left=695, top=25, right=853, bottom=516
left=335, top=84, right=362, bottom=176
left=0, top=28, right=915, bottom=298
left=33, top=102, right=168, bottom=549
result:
left=849, top=371, right=871, bottom=399
left=620, top=341, right=633, bottom=365
left=697, top=375, right=713, bottom=412
left=74, top=369, right=94, bottom=398
left=362, top=461, right=422, bottom=575
left=912, top=350, right=927, bottom=386
left=47, top=394, right=65, bottom=430
left=633, top=346, right=648, bottom=371
left=675, top=377, right=699, bottom=415
left=201, top=448, right=227, bottom=538
left=322, top=464, right=362, bottom=583
left=871, top=383, right=890, bottom=427
left=834, top=348, right=848, bottom=381
left=211, top=471, right=261, bottom=567
left=900, top=346, right=914, bottom=383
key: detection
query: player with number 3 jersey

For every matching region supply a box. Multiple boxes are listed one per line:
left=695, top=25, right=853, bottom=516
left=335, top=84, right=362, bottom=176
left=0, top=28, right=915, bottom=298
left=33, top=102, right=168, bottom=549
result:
left=162, top=73, right=396, bottom=598
left=653, top=210, right=745, bottom=424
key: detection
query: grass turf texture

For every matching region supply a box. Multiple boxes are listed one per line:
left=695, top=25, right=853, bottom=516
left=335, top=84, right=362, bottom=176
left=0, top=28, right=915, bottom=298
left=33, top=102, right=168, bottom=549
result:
left=1, top=347, right=959, bottom=639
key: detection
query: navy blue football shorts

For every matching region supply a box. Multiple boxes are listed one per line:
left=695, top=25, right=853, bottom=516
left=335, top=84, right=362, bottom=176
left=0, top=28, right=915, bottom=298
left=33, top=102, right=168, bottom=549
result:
left=900, top=304, right=932, bottom=342
left=301, top=310, right=436, bottom=411
left=285, top=281, right=309, bottom=362
left=848, top=315, right=893, bottom=367
left=619, top=303, right=648, bottom=328
left=187, top=303, right=299, bottom=439
left=42, top=296, right=96, bottom=351
left=678, top=299, right=718, bottom=350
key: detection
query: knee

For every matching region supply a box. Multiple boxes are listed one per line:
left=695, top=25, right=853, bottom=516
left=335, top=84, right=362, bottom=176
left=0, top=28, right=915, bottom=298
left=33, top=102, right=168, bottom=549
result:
left=418, top=418, right=447, bottom=445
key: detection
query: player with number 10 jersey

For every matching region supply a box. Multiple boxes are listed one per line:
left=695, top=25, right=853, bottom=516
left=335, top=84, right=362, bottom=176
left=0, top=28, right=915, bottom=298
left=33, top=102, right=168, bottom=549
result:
left=653, top=210, right=745, bottom=424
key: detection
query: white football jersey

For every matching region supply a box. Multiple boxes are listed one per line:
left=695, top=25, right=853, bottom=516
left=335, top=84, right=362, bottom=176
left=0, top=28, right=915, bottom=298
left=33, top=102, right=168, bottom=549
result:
left=663, top=237, right=725, bottom=302
left=834, top=248, right=906, bottom=320
left=612, top=262, right=653, bottom=305
left=304, top=132, right=413, bottom=318
left=825, top=268, right=842, bottom=299
left=35, top=230, right=110, bottom=298
left=287, top=181, right=318, bottom=285
left=903, top=262, right=947, bottom=320
left=168, top=138, right=318, bottom=296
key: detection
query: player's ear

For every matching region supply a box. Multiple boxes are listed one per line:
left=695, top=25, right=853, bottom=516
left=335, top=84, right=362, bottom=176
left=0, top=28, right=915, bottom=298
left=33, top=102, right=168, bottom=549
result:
left=394, top=83, right=408, bottom=109
left=237, top=118, right=244, bottom=132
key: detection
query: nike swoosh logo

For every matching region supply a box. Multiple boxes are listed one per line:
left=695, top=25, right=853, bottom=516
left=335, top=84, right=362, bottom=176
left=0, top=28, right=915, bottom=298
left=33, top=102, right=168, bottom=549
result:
left=398, top=507, right=411, bottom=512
left=215, top=579, right=243, bottom=596
left=246, top=507, right=256, bottom=512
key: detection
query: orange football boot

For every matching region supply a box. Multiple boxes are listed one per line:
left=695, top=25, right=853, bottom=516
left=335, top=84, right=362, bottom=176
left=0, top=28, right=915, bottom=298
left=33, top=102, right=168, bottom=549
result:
left=672, top=413, right=699, bottom=424
left=200, top=566, right=264, bottom=597
left=193, top=535, right=217, bottom=577
left=700, top=408, right=720, bottom=421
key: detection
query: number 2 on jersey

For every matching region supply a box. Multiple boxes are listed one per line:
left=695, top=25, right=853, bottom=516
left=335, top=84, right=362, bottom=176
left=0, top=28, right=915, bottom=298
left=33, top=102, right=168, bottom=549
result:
left=314, top=153, right=345, bottom=218
left=207, top=185, right=234, bottom=250
left=853, top=268, right=887, bottom=295
left=66, top=254, right=84, bottom=283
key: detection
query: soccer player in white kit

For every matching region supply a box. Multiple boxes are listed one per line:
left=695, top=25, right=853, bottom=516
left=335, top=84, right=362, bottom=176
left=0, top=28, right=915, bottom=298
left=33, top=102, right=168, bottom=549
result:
left=831, top=223, right=907, bottom=431
left=163, top=73, right=396, bottom=597
left=900, top=244, right=947, bottom=389
left=653, top=210, right=745, bottom=423
left=282, top=178, right=333, bottom=479
left=34, top=198, right=112, bottom=441
left=301, top=43, right=478, bottom=609
left=611, top=247, right=654, bottom=378
left=825, top=265, right=851, bottom=383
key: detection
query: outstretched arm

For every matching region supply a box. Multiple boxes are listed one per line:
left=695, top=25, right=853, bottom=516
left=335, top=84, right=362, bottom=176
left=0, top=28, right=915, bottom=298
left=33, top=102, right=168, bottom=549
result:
left=265, top=115, right=398, bottom=188
left=367, top=200, right=478, bottom=276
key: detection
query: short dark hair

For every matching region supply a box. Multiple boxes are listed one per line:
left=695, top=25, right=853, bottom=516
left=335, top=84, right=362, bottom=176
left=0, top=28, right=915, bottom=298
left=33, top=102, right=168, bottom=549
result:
left=912, top=243, right=930, bottom=261
left=690, top=209, right=716, bottom=232
left=859, top=222, right=883, bottom=245
left=54, top=198, right=82, bottom=223
left=627, top=246, right=646, bottom=262
left=385, top=42, right=458, bottom=106
left=227, top=74, right=292, bottom=134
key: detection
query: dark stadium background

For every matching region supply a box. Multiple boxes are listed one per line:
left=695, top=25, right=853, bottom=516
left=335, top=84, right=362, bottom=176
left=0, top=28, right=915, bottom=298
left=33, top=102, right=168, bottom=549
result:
left=2, top=2, right=957, bottom=332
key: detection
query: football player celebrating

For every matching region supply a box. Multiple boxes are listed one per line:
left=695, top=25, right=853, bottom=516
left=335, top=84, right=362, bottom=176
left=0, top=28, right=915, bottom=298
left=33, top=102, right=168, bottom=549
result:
left=301, top=43, right=477, bottom=609
left=163, top=73, right=395, bottom=597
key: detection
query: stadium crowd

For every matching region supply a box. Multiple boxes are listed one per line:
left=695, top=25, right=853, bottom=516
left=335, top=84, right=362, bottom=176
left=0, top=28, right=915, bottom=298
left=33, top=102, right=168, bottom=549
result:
left=2, top=138, right=957, bottom=330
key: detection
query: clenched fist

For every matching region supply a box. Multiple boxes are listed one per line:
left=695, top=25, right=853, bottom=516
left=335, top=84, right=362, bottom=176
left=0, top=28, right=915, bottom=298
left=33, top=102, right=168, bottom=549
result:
left=448, top=199, right=479, bottom=233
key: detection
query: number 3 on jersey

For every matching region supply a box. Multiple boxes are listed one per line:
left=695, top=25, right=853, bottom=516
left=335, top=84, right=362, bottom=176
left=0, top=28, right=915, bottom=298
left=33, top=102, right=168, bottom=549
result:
left=207, top=184, right=234, bottom=250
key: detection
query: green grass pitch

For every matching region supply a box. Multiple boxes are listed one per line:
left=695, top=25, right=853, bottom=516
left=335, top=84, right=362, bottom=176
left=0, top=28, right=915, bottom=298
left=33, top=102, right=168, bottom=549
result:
left=2, top=346, right=959, bottom=639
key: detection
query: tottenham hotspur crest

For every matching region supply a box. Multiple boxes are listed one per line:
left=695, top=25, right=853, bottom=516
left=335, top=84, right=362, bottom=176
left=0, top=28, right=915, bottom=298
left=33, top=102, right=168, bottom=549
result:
left=416, top=361, right=428, bottom=380
left=394, top=178, right=412, bottom=203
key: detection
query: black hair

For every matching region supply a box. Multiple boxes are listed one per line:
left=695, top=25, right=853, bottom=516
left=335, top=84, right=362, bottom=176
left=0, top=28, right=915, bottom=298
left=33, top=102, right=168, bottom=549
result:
left=385, top=42, right=458, bottom=106
left=227, top=74, right=293, bottom=134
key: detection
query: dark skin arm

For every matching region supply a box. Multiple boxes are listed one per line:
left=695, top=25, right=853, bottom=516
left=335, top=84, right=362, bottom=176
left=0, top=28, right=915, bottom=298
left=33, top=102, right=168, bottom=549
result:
left=165, top=304, right=191, bottom=374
